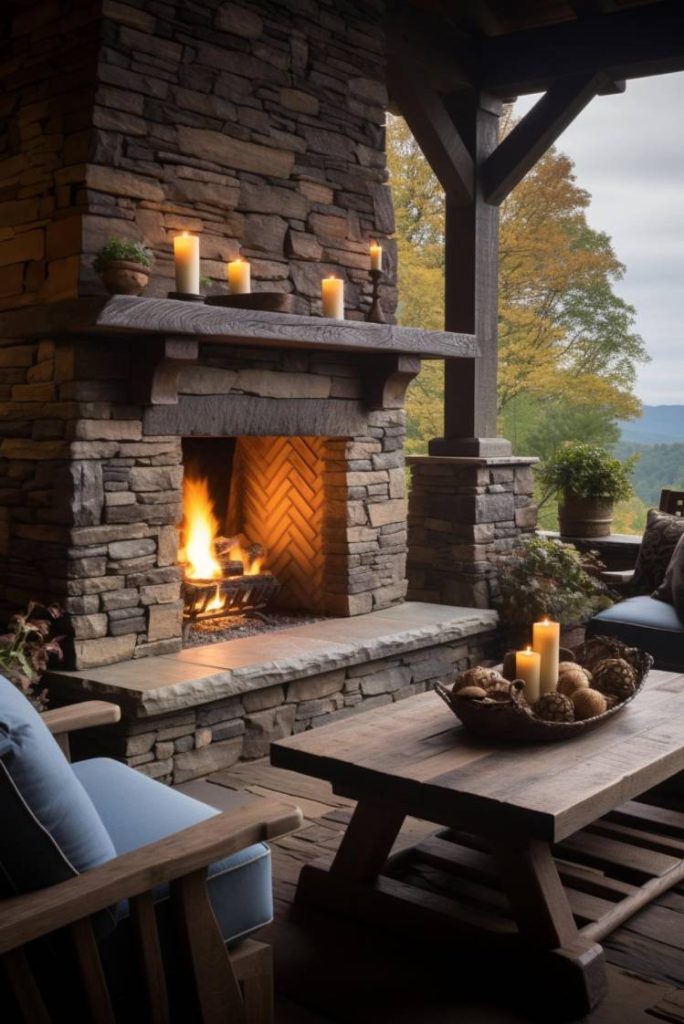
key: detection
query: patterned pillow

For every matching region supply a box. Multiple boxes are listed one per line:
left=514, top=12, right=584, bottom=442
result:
left=632, top=508, right=684, bottom=595
left=653, top=532, right=684, bottom=619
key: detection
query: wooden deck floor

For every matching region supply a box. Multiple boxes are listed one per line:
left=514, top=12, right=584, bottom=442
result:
left=205, top=759, right=684, bottom=1024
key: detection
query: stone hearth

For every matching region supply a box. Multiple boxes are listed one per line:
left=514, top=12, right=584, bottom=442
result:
left=48, top=603, right=498, bottom=784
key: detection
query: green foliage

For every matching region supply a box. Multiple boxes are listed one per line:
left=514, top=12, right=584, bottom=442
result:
left=0, top=603, right=64, bottom=709
left=539, top=443, right=635, bottom=502
left=495, top=536, right=612, bottom=626
left=94, top=238, right=154, bottom=272
left=614, top=441, right=684, bottom=507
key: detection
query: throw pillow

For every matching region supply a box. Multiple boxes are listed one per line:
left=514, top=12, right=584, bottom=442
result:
left=653, top=532, right=684, bottom=620
left=0, top=675, right=116, bottom=899
left=631, top=508, right=684, bottom=596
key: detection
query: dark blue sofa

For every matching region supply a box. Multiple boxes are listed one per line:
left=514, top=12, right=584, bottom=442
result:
left=588, top=594, right=684, bottom=672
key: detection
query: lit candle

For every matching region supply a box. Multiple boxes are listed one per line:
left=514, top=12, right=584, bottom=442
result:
left=369, top=240, right=383, bottom=271
left=516, top=646, right=541, bottom=704
left=227, top=257, right=251, bottom=295
left=532, top=618, right=561, bottom=694
left=321, top=275, right=344, bottom=319
left=173, top=232, right=200, bottom=295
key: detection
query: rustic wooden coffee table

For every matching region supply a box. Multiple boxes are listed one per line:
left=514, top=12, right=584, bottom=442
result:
left=271, top=668, right=684, bottom=1014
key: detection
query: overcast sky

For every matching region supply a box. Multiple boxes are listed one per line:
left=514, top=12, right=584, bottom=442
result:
left=515, top=73, right=684, bottom=408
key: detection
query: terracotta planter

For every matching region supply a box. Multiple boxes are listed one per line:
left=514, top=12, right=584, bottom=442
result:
left=99, top=260, right=150, bottom=296
left=558, top=496, right=613, bottom=538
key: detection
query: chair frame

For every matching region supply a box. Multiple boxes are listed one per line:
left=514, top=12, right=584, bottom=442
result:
left=1, top=701, right=302, bottom=1024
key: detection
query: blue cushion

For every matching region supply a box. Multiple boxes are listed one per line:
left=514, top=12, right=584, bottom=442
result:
left=588, top=595, right=684, bottom=671
left=0, top=676, right=116, bottom=899
left=72, top=757, right=273, bottom=944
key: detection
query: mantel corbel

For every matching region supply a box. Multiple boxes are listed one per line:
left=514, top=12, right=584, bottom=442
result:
left=129, top=335, right=199, bottom=406
left=363, top=355, right=421, bottom=411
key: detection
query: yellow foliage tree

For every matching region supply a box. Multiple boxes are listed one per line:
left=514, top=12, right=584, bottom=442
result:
left=387, top=113, right=648, bottom=454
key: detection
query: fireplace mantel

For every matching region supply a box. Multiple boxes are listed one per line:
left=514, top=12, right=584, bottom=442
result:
left=0, top=296, right=478, bottom=360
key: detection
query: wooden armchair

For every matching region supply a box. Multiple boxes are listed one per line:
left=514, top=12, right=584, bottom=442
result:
left=1, top=698, right=302, bottom=1023
left=601, top=487, right=684, bottom=589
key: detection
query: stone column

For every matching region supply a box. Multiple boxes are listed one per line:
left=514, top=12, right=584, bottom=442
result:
left=406, top=456, right=537, bottom=609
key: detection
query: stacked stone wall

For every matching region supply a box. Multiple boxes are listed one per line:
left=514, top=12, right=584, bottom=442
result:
left=0, top=3, right=100, bottom=309
left=407, top=457, right=538, bottom=608
left=2, top=0, right=395, bottom=319
left=66, top=633, right=496, bottom=785
left=0, top=334, right=408, bottom=668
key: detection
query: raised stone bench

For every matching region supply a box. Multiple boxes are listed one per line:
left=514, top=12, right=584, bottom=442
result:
left=47, top=602, right=498, bottom=785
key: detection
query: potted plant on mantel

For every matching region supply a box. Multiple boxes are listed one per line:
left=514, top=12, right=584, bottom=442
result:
left=539, top=442, right=636, bottom=539
left=93, top=238, right=154, bottom=296
left=494, top=535, right=613, bottom=650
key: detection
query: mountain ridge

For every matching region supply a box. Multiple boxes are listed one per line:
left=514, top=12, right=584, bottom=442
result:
left=619, top=405, right=684, bottom=445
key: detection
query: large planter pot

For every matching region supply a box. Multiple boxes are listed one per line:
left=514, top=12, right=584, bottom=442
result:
left=99, top=260, right=150, bottom=296
left=558, top=496, right=613, bottom=538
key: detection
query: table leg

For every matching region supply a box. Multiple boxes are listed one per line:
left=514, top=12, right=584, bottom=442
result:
left=296, top=799, right=405, bottom=909
left=491, top=838, right=607, bottom=1014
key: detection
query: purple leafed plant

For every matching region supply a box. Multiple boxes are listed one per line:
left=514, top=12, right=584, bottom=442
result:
left=0, top=602, right=64, bottom=710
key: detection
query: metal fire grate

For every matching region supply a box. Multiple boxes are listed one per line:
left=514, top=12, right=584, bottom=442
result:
left=181, top=573, right=281, bottom=637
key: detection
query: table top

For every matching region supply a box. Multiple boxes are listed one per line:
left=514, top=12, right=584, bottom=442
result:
left=271, top=669, right=684, bottom=843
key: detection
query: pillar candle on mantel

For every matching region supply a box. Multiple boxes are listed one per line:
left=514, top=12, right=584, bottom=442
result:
left=369, top=241, right=383, bottom=271
left=515, top=646, right=541, bottom=705
left=227, top=258, right=251, bottom=295
left=532, top=618, right=560, bottom=694
left=321, top=275, right=344, bottom=319
left=173, top=232, right=200, bottom=295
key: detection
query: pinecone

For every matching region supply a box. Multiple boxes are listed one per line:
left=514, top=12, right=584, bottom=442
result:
left=453, top=666, right=504, bottom=695
left=592, top=658, right=636, bottom=701
left=533, top=692, right=575, bottom=723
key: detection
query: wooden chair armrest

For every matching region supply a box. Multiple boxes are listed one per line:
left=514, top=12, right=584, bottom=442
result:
left=0, top=799, right=302, bottom=954
left=601, top=569, right=634, bottom=587
left=41, top=700, right=122, bottom=736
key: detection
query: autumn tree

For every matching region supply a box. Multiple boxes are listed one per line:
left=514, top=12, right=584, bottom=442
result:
left=387, top=112, right=649, bottom=461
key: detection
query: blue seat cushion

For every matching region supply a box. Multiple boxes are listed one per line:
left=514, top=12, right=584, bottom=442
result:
left=72, top=757, right=273, bottom=944
left=0, top=677, right=116, bottom=899
left=588, top=595, right=684, bottom=671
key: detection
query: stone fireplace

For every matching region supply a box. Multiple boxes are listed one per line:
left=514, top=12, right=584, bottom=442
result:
left=0, top=300, right=431, bottom=670
left=0, top=0, right=516, bottom=780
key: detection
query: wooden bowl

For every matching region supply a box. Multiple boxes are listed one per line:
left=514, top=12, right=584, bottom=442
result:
left=435, top=636, right=653, bottom=743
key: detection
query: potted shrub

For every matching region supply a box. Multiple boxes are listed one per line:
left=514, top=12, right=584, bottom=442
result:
left=494, top=535, right=613, bottom=650
left=0, top=602, right=64, bottom=710
left=539, top=442, right=635, bottom=538
left=93, top=238, right=154, bottom=296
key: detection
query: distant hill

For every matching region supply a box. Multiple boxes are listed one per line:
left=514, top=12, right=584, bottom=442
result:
left=619, top=405, right=684, bottom=445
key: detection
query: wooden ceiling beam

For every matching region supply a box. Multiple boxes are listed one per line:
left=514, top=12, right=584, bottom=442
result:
left=479, top=1, right=684, bottom=95
left=481, top=73, right=603, bottom=206
left=388, top=60, right=474, bottom=205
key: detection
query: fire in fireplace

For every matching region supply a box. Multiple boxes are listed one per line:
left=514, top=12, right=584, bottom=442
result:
left=179, top=476, right=280, bottom=634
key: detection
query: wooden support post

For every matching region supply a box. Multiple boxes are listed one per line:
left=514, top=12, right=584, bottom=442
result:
left=429, top=92, right=511, bottom=457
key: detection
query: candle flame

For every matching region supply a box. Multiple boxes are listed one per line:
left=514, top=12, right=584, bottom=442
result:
left=326, top=274, right=337, bottom=280
left=525, top=645, right=532, bottom=653
left=181, top=231, right=188, bottom=238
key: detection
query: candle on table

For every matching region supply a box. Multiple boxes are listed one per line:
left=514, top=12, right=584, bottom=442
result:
left=532, top=618, right=560, bottom=694
left=515, top=646, right=541, bottom=704
left=173, top=232, right=200, bottom=295
left=369, top=241, right=383, bottom=271
left=227, top=258, right=251, bottom=294
left=321, top=275, right=344, bottom=319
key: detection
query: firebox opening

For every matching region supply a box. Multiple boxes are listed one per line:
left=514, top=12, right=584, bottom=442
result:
left=180, top=436, right=329, bottom=644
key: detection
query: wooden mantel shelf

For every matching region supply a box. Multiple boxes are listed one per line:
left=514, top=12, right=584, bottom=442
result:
left=0, top=295, right=479, bottom=360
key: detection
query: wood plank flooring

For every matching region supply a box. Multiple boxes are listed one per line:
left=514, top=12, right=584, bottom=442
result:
left=205, top=759, right=684, bottom=1024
